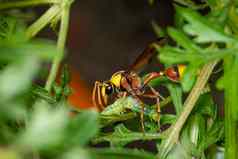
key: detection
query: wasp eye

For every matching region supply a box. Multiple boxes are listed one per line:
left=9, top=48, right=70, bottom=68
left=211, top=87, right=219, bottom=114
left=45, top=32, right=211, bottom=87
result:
left=105, top=85, right=113, bottom=95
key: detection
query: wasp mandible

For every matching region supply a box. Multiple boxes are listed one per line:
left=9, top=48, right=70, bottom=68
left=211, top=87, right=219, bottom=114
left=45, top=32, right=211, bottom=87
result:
left=92, top=38, right=185, bottom=131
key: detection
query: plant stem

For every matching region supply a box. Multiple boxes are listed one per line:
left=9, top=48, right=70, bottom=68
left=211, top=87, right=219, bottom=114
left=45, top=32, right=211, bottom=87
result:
left=224, top=55, right=238, bottom=159
left=45, top=0, right=72, bottom=91
left=158, top=60, right=218, bottom=159
left=0, top=0, right=58, bottom=10
left=173, top=0, right=207, bottom=9
left=26, top=5, right=61, bottom=39
left=160, top=96, right=172, bottom=108
left=175, top=61, right=218, bottom=136
left=93, top=130, right=164, bottom=144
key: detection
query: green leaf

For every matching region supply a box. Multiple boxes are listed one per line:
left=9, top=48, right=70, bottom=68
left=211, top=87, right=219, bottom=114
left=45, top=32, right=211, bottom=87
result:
left=174, top=10, right=185, bottom=29
left=152, top=21, right=166, bottom=37
left=167, top=27, right=200, bottom=52
left=101, top=97, right=140, bottom=116
left=176, top=6, right=236, bottom=43
left=0, top=55, right=40, bottom=100
left=174, top=0, right=207, bottom=10
left=60, top=65, right=71, bottom=88
left=0, top=101, right=26, bottom=121
left=100, top=97, right=160, bottom=125
left=0, top=15, right=29, bottom=44
left=93, top=124, right=162, bottom=147
left=206, top=0, right=230, bottom=11
left=188, top=115, right=206, bottom=148
left=159, top=45, right=238, bottom=66
left=165, top=142, right=193, bottom=159
left=0, top=39, right=57, bottom=62
left=158, top=46, right=204, bottom=65
left=18, top=105, right=99, bottom=151
left=53, top=83, right=63, bottom=101
left=162, top=114, right=205, bottom=159
left=166, top=83, right=183, bottom=115
left=100, top=113, right=137, bottom=126
left=228, top=6, right=238, bottom=34
left=216, top=75, right=225, bottom=90
left=61, top=148, right=91, bottom=159
left=31, top=85, right=57, bottom=104
left=198, top=120, right=224, bottom=151
left=224, top=55, right=238, bottom=119
left=17, top=103, right=69, bottom=151
left=194, top=93, right=216, bottom=118
left=101, top=96, right=156, bottom=119
left=52, top=65, right=72, bottom=102
left=180, top=65, right=197, bottom=92
left=0, top=16, right=57, bottom=62
left=161, top=125, right=194, bottom=159
left=160, top=114, right=176, bottom=125
left=64, top=110, right=99, bottom=146
left=147, top=75, right=167, bottom=87
left=158, top=106, right=212, bottom=159
left=223, top=55, right=238, bottom=158
left=62, top=148, right=157, bottom=159
left=206, top=0, right=217, bottom=8
left=90, top=148, right=156, bottom=159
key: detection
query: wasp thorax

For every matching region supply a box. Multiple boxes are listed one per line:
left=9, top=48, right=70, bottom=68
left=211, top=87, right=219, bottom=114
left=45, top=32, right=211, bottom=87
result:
left=110, top=70, right=125, bottom=88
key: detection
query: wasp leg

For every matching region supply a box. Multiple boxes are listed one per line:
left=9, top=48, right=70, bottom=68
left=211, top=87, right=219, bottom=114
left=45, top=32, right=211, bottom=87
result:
left=143, top=72, right=164, bottom=86
left=117, top=92, right=127, bottom=98
left=141, top=86, right=161, bottom=130
left=96, top=82, right=106, bottom=111
left=92, top=81, right=98, bottom=107
left=131, top=95, right=145, bottom=132
left=101, top=87, right=108, bottom=107
left=142, top=91, right=165, bottom=100
left=121, top=77, right=145, bottom=132
left=92, top=81, right=105, bottom=111
left=138, top=97, right=145, bottom=132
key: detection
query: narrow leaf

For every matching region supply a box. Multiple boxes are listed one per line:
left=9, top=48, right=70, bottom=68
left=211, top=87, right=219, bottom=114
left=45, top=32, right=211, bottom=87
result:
left=177, top=6, right=236, bottom=43
left=93, top=124, right=162, bottom=147
left=166, top=83, right=183, bottom=115
left=167, top=27, right=200, bottom=52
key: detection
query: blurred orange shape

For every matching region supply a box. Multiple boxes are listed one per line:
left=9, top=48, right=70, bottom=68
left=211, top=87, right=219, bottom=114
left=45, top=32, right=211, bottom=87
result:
left=67, top=66, right=95, bottom=110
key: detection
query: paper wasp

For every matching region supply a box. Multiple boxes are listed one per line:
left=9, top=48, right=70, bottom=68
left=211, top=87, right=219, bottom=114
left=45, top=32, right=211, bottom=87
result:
left=92, top=38, right=185, bottom=131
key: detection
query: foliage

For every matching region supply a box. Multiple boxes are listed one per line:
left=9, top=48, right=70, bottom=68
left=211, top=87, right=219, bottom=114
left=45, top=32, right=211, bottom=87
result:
left=0, top=0, right=237, bottom=159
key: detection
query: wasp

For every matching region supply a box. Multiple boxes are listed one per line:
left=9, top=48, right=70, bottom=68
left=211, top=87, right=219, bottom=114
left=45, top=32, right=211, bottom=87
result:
left=92, top=38, right=185, bottom=131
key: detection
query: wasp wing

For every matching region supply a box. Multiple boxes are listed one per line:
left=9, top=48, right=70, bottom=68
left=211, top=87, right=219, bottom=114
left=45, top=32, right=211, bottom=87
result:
left=128, top=37, right=167, bottom=73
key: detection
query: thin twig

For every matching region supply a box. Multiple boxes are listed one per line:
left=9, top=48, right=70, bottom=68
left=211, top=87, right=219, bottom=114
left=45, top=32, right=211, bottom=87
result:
left=0, top=0, right=57, bottom=10
left=26, top=5, right=61, bottom=39
left=159, top=60, right=218, bottom=159
left=45, top=0, right=73, bottom=91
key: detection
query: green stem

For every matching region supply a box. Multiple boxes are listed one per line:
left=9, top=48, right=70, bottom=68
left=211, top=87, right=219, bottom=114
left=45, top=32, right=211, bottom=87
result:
left=45, top=0, right=72, bottom=91
left=224, top=55, right=238, bottom=159
left=159, top=60, right=218, bottom=159
left=0, top=0, right=58, bottom=10
left=93, top=130, right=163, bottom=144
left=160, top=96, right=172, bottom=108
left=173, top=0, right=208, bottom=9
left=26, top=5, right=61, bottom=39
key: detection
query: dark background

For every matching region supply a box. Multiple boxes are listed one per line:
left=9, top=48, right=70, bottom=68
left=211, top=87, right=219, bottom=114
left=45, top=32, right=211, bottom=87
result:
left=67, top=0, right=174, bottom=88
